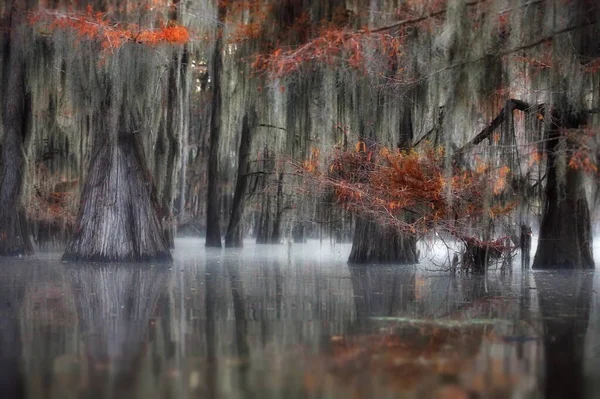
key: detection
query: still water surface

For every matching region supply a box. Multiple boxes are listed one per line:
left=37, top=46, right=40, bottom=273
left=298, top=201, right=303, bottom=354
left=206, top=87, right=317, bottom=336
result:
left=0, top=238, right=598, bottom=398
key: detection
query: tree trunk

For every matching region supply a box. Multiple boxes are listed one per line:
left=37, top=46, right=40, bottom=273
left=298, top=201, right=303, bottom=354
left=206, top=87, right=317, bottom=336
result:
left=63, top=105, right=171, bottom=262
left=292, top=222, right=306, bottom=243
left=533, top=110, right=594, bottom=269
left=161, top=56, right=180, bottom=249
left=225, top=112, right=252, bottom=248
left=348, top=106, right=417, bottom=264
left=270, top=172, right=285, bottom=244
left=205, top=2, right=227, bottom=248
left=0, top=14, right=33, bottom=256
left=255, top=195, right=271, bottom=244
left=349, top=217, right=418, bottom=264
left=160, top=0, right=184, bottom=249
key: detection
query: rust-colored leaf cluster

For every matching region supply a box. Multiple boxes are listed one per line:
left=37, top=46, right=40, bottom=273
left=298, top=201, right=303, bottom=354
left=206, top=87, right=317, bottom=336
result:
left=224, top=1, right=273, bottom=44
left=252, top=27, right=404, bottom=77
left=300, top=142, right=515, bottom=241
left=565, top=127, right=599, bottom=174
left=29, top=5, right=189, bottom=53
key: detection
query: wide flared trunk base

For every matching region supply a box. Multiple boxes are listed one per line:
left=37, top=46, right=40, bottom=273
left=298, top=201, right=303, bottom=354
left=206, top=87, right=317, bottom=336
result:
left=349, top=218, right=418, bottom=264
left=533, top=194, right=594, bottom=269
left=63, top=134, right=171, bottom=263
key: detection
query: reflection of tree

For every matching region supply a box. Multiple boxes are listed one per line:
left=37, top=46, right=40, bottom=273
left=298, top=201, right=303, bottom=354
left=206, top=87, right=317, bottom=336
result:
left=330, top=266, right=511, bottom=397
left=21, top=267, right=77, bottom=398
left=535, top=272, right=593, bottom=399
left=67, top=265, right=167, bottom=398
left=0, top=265, right=26, bottom=397
left=204, top=262, right=218, bottom=399
left=349, top=266, right=416, bottom=323
left=201, top=257, right=252, bottom=398
left=226, top=259, right=250, bottom=394
left=226, top=260, right=249, bottom=359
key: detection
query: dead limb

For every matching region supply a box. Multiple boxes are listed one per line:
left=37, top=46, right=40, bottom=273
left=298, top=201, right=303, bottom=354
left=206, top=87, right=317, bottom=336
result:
left=453, top=99, right=533, bottom=164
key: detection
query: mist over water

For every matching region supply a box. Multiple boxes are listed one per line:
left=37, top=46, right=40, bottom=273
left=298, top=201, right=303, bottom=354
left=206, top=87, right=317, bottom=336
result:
left=0, top=238, right=597, bottom=398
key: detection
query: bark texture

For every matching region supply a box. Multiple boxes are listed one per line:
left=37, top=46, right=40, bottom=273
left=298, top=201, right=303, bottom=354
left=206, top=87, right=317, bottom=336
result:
left=533, top=111, right=594, bottom=269
left=205, top=2, right=227, bottom=248
left=225, top=112, right=253, bottom=247
left=63, top=106, right=171, bottom=262
left=0, top=12, right=33, bottom=256
left=349, top=217, right=418, bottom=264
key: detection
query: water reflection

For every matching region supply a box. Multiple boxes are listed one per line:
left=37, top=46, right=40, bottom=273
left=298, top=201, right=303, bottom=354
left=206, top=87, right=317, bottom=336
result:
left=204, top=261, right=218, bottom=398
left=0, top=266, right=26, bottom=397
left=68, top=266, right=167, bottom=398
left=349, top=266, right=416, bottom=323
left=0, top=241, right=597, bottom=398
left=535, top=272, right=594, bottom=399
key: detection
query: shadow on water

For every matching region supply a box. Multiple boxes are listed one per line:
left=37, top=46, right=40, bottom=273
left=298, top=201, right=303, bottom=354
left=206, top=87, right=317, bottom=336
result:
left=535, top=271, right=594, bottom=399
left=0, top=265, right=26, bottom=398
left=0, top=242, right=598, bottom=398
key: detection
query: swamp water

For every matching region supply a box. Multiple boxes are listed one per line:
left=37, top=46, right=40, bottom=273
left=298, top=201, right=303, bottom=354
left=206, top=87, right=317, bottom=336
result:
left=0, top=238, right=598, bottom=398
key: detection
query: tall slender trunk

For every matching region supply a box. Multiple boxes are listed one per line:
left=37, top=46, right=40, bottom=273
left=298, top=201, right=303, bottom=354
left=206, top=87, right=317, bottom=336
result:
left=256, top=195, right=271, bottom=244
left=225, top=112, right=253, bottom=247
left=205, top=2, right=227, bottom=248
left=161, top=53, right=180, bottom=249
left=178, top=46, right=190, bottom=226
left=63, top=98, right=171, bottom=262
left=160, top=0, right=184, bottom=249
left=0, top=9, right=33, bottom=256
left=270, top=172, right=285, bottom=244
left=533, top=110, right=594, bottom=269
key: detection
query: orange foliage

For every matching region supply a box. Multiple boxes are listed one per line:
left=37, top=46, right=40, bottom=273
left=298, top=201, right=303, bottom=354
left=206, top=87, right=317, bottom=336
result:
left=243, top=0, right=461, bottom=77
left=565, top=127, right=599, bottom=174
left=30, top=6, right=189, bottom=53
left=301, top=142, right=515, bottom=242
left=528, top=151, right=543, bottom=167
left=225, top=1, right=273, bottom=43
left=252, top=27, right=404, bottom=77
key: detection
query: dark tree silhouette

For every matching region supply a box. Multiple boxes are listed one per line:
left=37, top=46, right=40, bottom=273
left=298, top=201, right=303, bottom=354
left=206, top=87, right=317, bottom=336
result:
left=533, top=110, right=594, bottom=269
left=205, top=0, right=228, bottom=248
left=225, top=112, right=254, bottom=247
left=0, top=2, right=33, bottom=256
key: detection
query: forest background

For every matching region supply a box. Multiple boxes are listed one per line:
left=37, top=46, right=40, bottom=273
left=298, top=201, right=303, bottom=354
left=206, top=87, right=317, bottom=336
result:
left=0, top=0, right=599, bottom=270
